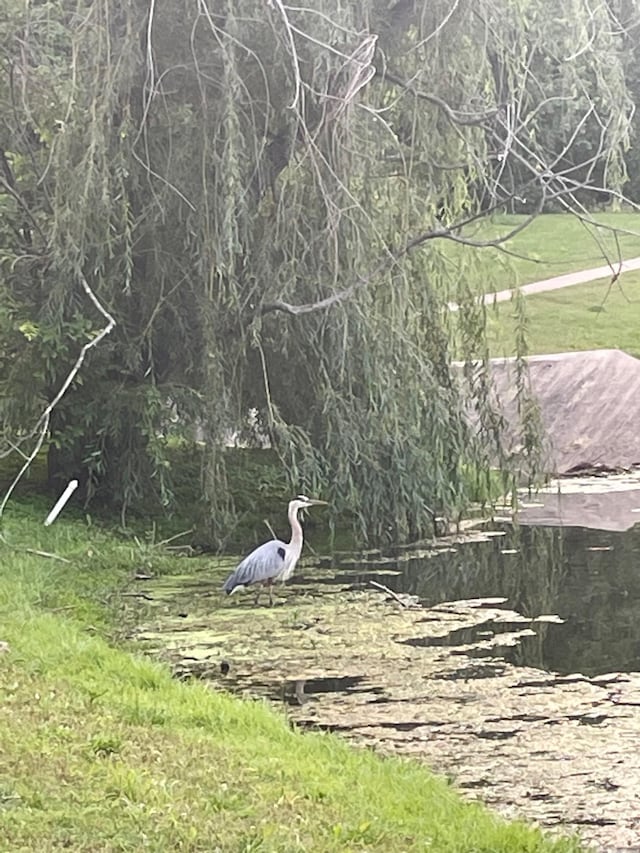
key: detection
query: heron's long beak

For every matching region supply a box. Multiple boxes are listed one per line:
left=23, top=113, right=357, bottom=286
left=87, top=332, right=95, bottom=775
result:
left=308, top=498, right=328, bottom=506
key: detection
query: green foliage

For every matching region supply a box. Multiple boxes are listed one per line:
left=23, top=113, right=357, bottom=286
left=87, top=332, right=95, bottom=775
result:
left=0, top=0, right=636, bottom=544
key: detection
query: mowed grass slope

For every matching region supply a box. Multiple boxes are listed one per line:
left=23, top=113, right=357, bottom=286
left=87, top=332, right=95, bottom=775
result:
left=0, top=500, right=582, bottom=852
left=440, top=212, right=640, bottom=356
left=446, top=212, right=640, bottom=294
left=487, top=272, right=640, bottom=358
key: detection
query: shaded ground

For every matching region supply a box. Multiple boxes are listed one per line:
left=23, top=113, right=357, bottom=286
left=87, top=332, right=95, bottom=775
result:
left=131, top=553, right=640, bottom=852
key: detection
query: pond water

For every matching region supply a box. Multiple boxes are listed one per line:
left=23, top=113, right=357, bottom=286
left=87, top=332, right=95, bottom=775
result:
left=315, top=522, right=640, bottom=677
left=131, top=484, right=640, bottom=849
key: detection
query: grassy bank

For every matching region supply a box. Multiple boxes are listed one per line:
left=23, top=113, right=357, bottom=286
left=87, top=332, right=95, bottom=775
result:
left=487, top=271, right=640, bottom=358
left=0, top=499, right=581, bottom=851
left=447, top=212, right=640, bottom=293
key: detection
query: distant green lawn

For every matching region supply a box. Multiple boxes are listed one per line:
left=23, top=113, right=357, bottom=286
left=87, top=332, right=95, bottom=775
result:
left=444, top=212, right=640, bottom=294
left=487, top=271, right=640, bottom=358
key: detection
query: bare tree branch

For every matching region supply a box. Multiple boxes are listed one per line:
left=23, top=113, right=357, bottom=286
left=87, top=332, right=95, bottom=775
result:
left=0, top=274, right=116, bottom=518
left=0, top=149, right=47, bottom=245
left=377, top=68, right=503, bottom=127
left=260, top=194, right=545, bottom=318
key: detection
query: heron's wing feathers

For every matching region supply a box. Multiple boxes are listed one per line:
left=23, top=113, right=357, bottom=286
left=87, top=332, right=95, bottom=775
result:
left=222, top=540, right=287, bottom=593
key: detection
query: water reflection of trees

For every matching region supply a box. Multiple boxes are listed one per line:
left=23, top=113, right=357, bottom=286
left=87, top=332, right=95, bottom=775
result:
left=397, top=525, right=566, bottom=615
left=543, top=526, right=640, bottom=676
left=398, top=526, right=565, bottom=671
left=342, top=523, right=640, bottom=676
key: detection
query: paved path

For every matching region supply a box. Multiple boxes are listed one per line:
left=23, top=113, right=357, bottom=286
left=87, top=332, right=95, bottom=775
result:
left=448, top=255, right=640, bottom=311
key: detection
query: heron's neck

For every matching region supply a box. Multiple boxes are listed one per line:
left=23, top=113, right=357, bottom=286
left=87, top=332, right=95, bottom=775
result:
left=288, top=504, right=304, bottom=557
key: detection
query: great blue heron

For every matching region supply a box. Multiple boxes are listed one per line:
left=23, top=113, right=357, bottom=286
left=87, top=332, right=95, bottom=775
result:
left=222, top=495, right=328, bottom=606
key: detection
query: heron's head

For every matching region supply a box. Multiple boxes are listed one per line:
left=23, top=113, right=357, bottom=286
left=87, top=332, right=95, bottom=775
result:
left=289, top=494, right=328, bottom=515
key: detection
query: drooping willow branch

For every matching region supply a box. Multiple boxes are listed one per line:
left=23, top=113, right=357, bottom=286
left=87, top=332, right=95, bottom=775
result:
left=259, top=194, right=545, bottom=318
left=377, top=69, right=503, bottom=127
left=0, top=274, right=116, bottom=519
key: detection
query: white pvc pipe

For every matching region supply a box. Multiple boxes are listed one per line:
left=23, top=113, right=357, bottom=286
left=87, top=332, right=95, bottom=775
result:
left=44, top=479, right=79, bottom=526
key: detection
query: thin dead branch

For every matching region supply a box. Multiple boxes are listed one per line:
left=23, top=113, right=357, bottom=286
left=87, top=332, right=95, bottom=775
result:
left=378, top=69, right=502, bottom=127
left=0, top=274, right=115, bottom=519
left=368, top=579, right=412, bottom=608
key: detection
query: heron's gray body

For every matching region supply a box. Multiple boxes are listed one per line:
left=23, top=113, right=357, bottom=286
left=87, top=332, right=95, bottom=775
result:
left=222, top=495, right=326, bottom=604
left=222, top=538, right=290, bottom=593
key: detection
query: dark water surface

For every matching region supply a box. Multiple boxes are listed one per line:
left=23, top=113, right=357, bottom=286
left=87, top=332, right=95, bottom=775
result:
left=314, top=522, right=640, bottom=677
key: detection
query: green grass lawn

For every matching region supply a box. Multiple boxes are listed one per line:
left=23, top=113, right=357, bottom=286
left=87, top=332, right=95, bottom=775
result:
left=0, top=499, right=581, bottom=852
left=443, top=212, right=640, bottom=294
left=487, top=271, right=640, bottom=358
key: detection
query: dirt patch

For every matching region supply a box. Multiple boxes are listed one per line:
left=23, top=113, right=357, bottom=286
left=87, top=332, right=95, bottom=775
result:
left=131, top=564, right=640, bottom=851
left=484, top=349, right=640, bottom=475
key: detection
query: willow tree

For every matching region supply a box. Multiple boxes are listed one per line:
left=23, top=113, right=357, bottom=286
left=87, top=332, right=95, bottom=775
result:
left=0, top=0, right=634, bottom=542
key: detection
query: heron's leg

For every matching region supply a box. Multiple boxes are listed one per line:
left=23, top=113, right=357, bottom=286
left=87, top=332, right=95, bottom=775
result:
left=268, top=581, right=274, bottom=607
left=254, top=585, right=262, bottom=606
